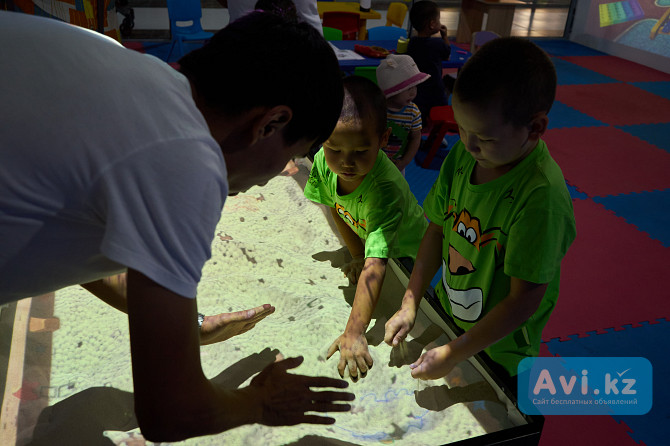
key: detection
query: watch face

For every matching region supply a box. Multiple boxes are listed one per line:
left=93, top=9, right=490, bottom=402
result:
left=197, top=313, right=205, bottom=328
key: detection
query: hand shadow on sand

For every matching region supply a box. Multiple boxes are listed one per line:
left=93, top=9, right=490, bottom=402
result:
left=27, top=348, right=281, bottom=446
left=415, top=380, right=501, bottom=412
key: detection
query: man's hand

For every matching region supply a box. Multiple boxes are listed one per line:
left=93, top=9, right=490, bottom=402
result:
left=409, top=345, right=456, bottom=380
left=250, top=356, right=355, bottom=425
left=384, top=303, right=417, bottom=347
left=200, top=304, right=275, bottom=345
left=342, top=256, right=365, bottom=285
left=326, top=331, right=374, bottom=381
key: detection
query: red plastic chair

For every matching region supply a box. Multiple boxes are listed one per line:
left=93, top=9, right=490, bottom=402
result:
left=322, top=11, right=360, bottom=40
left=422, top=106, right=459, bottom=168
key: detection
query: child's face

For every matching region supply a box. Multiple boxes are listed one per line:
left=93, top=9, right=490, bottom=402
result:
left=452, top=95, right=537, bottom=173
left=428, top=12, right=442, bottom=34
left=323, top=118, right=389, bottom=189
left=387, top=86, right=417, bottom=110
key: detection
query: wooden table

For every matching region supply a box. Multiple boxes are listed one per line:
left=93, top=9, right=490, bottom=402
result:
left=456, top=0, right=526, bottom=43
left=317, top=1, right=381, bottom=39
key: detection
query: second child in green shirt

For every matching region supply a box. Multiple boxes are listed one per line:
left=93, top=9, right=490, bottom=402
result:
left=304, top=76, right=428, bottom=381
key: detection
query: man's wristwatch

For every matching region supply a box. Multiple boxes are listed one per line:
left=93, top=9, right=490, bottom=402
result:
left=197, top=312, right=205, bottom=329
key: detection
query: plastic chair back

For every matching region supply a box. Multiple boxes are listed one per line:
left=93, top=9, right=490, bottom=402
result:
left=385, top=2, right=408, bottom=27
left=367, top=26, right=407, bottom=40
left=322, top=26, right=343, bottom=41
left=322, top=11, right=360, bottom=40
left=166, top=0, right=213, bottom=61
left=470, top=31, right=500, bottom=53
left=353, top=66, right=378, bottom=84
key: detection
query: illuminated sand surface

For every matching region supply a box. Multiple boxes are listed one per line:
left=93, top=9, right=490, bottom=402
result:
left=6, top=163, right=521, bottom=445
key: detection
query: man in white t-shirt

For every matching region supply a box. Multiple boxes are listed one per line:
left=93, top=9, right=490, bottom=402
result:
left=0, top=10, right=351, bottom=441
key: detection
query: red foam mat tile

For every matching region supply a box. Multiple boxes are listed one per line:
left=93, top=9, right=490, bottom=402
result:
left=539, top=415, right=641, bottom=446
left=560, top=55, right=670, bottom=83
left=542, top=199, right=670, bottom=341
left=555, top=83, right=670, bottom=126
left=543, top=126, right=670, bottom=197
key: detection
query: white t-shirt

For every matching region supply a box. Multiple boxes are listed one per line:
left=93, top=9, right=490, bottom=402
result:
left=227, top=0, right=323, bottom=35
left=0, top=12, right=227, bottom=302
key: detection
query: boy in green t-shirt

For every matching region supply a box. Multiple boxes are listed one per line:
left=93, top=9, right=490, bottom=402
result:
left=384, top=37, right=577, bottom=382
left=304, top=76, right=428, bottom=381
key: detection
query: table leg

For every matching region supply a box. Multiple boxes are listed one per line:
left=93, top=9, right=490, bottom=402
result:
left=359, top=19, right=367, bottom=39
left=456, top=0, right=484, bottom=43
left=484, top=6, right=516, bottom=37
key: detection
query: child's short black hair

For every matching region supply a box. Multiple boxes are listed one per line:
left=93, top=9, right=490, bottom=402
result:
left=254, top=0, right=298, bottom=22
left=179, top=12, right=343, bottom=149
left=341, top=76, right=388, bottom=138
left=409, top=0, right=440, bottom=33
left=453, top=37, right=556, bottom=127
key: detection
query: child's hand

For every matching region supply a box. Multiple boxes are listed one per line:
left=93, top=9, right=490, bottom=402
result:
left=200, top=304, right=275, bottom=345
left=409, top=345, right=456, bottom=380
left=384, top=303, right=417, bottom=347
left=326, top=331, right=374, bottom=382
left=342, top=256, right=365, bottom=285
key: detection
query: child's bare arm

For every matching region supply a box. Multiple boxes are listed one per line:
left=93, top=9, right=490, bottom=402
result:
left=330, top=207, right=364, bottom=258
left=327, top=257, right=388, bottom=380
left=439, top=25, right=449, bottom=44
left=410, top=277, right=548, bottom=380
left=385, top=221, right=442, bottom=346
left=394, top=129, right=422, bottom=171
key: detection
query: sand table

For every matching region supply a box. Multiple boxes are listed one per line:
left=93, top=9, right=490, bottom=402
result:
left=14, top=163, right=521, bottom=445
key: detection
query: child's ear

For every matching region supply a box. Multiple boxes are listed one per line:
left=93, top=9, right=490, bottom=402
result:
left=528, top=112, right=549, bottom=140
left=252, top=105, right=293, bottom=144
left=380, top=127, right=392, bottom=148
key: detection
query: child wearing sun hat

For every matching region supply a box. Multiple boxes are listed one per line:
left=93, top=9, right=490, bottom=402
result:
left=376, top=54, right=430, bottom=173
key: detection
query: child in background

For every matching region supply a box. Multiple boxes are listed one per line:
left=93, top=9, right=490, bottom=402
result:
left=407, top=0, right=452, bottom=125
left=384, top=38, right=576, bottom=387
left=376, top=54, right=429, bottom=173
left=304, top=76, right=428, bottom=381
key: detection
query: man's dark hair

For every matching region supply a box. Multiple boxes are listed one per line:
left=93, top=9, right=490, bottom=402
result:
left=341, top=76, right=388, bottom=137
left=179, top=12, right=343, bottom=149
left=409, top=1, right=440, bottom=33
left=453, top=37, right=557, bottom=126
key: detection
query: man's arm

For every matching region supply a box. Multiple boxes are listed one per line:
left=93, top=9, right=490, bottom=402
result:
left=410, top=277, right=548, bottom=380
left=126, top=269, right=354, bottom=441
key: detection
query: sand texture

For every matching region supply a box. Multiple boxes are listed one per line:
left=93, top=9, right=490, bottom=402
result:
left=4, top=165, right=521, bottom=446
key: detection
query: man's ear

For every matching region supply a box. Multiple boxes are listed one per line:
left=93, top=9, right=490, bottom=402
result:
left=528, top=112, right=549, bottom=140
left=251, top=105, right=293, bottom=145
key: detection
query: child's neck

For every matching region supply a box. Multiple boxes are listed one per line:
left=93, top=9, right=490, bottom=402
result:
left=416, top=29, right=435, bottom=38
left=337, top=175, right=365, bottom=196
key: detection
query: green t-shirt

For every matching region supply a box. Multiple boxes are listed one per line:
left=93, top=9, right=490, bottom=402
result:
left=423, top=140, right=576, bottom=375
left=304, top=148, right=428, bottom=260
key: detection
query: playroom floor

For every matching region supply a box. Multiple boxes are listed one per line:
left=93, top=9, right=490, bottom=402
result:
left=95, top=4, right=670, bottom=446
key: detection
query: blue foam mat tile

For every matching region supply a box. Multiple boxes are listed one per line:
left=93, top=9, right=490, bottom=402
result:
left=530, top=39, right=607, bottom=57
left=593, top=189, right=670, bottom=248
left=566, top=183, right=588, bottom=200
left=544, top=319, right=670, bottom=446
left=548, top=101, right=607, bottom=129
left=617, top=122, right=670, bottom=155
left=632, top=81, right=670, bottom=101
left=405, top=160, right=440, bottom=205
left=551, top=57, right=618, bottom=85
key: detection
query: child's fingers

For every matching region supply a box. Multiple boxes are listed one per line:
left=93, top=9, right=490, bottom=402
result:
left=326, top=340, right=339, bottom=360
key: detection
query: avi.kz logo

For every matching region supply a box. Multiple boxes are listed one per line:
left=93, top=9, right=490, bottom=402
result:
left=517, top=357, right=652, bottom=415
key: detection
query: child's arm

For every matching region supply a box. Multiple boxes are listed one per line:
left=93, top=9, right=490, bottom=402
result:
left=330, top=207, right=366, bottom=283
left=439, top=25, right=449, bottom=45
left=327, top=256, right=388, bottom=380
left=384, top=221, right=443, bottom=346
left=393, top=128, right=422, bottom=171
left=409, top=278, right=548, bottom=380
